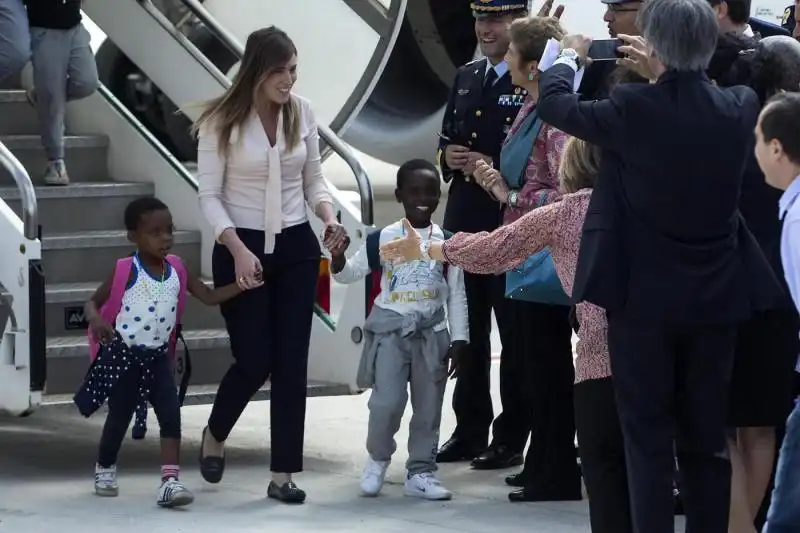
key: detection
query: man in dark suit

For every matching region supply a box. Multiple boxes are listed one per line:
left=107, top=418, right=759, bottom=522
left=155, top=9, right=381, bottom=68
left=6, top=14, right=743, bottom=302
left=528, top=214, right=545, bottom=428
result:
left=435, top=0, right=530, bottom=469
left=536, top=0, right=783, bottom=531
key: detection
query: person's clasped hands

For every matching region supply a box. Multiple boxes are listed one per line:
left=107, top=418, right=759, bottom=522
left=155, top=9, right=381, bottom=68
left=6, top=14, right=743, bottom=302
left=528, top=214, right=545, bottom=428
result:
left=445, top=144, right=493, bottom=177
left=473, top=159, right=511, bottom=203
left=322, top=220, right=350, bottom=256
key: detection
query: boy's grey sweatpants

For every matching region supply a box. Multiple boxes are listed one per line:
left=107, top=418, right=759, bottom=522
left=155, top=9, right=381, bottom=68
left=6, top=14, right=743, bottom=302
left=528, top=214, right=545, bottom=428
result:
left=0, top=0, right=29, bottom=82
left=366, top=327, right=450, bottom=475
left=30, top=24, right=98, bottom=160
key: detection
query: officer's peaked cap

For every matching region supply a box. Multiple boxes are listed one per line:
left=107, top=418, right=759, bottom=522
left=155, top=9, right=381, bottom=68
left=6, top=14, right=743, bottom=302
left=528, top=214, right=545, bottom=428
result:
left=471, top=0, right=528, bottom=17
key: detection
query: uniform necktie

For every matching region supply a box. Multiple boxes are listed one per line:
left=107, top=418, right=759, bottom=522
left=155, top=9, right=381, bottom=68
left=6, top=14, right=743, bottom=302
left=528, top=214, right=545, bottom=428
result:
left=484, top=67, right=498, bottom=90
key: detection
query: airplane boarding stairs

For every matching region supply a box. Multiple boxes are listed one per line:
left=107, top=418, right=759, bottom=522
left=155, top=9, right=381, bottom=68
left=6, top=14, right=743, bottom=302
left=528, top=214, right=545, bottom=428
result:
left=0, top=0, right=375, bottom=414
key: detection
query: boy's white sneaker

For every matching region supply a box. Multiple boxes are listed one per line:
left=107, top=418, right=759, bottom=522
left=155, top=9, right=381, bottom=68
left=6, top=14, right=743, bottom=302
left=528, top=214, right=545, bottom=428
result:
left=404, top=472, right=453, bottom=501
left=360, top=457, right=389, bottom=496
left=157, top=477, right=194, bottom=508
left=94, top=464, right=119, bottom=497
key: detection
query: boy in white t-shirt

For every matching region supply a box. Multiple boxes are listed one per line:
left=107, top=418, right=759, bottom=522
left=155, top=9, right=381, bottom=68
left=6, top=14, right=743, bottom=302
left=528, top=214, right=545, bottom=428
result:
left=329, top=159, right=469, bottom=500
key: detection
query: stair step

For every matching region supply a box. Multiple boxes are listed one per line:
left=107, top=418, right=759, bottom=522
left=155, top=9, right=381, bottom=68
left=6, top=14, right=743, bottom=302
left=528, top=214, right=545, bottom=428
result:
left=46, top=328, right=230, bottom=355
left=0, top=72, right=21, bottom=90
left=0, top=134, right=110, bottom=184
left=1, top=133, right=108, bottom=150
left=0, top=182, right=155, bottom=233
left=45, top=328, right=232, bottom=395
left=0, top=90, right=28, bottom=102
left=0, top=90, right=39, bottom=135
left=39, top=279, right=224, bottom=336
left=41, top=229, right=202, bottom=284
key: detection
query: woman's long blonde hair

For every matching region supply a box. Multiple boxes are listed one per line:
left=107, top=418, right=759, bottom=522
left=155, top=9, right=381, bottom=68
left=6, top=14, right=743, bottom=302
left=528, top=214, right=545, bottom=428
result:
left=558, top=137, right=601, bottom=193
left=190, top=26, right=301, bottom=158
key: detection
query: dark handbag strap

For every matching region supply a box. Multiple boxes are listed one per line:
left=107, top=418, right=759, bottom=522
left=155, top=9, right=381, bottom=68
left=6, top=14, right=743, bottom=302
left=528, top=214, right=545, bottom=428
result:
left=175, top=324, right=192, bottom=407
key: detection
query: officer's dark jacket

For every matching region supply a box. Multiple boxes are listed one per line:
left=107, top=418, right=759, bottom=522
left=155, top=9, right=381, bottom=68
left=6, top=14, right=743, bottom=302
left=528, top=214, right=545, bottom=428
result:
left=438, top=58, right=526, bottom=233
left=538, top=64, right=783, bottom=324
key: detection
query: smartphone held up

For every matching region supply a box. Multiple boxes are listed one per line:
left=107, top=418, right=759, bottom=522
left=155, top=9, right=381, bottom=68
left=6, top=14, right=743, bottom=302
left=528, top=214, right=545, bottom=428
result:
left=588, top=39, right=624, bottom=62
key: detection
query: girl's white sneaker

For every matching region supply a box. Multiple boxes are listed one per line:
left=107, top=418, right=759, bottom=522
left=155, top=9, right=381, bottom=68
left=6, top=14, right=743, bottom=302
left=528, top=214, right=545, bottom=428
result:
left=94, top=464, right=119, bottom=497
left=157, top=477, right=194, bottom=508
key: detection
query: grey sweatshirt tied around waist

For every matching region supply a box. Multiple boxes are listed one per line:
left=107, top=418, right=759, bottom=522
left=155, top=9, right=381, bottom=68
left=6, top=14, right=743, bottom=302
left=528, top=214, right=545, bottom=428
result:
left=357, top=305, right=448, bottom=389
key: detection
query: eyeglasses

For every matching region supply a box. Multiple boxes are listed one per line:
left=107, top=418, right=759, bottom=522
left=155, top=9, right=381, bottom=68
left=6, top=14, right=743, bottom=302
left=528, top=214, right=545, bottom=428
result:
left=606, top=6, right=640, bottom=13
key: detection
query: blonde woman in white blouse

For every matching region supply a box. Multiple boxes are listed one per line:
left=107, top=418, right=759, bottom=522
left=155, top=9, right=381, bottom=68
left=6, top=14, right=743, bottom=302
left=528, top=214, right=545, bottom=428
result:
left=192, top=26, right=347, bottom=504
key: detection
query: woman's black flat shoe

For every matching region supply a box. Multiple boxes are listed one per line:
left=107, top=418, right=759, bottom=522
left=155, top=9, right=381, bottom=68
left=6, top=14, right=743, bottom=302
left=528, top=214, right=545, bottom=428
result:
left=199, top=426, right=225, bottom=484
left=267, top=481, right=306, bottom=504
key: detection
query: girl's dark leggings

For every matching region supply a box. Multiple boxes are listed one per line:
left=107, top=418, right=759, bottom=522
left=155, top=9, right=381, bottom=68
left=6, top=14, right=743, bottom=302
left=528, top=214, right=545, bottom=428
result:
left=97, top=352, right=181, bottom=467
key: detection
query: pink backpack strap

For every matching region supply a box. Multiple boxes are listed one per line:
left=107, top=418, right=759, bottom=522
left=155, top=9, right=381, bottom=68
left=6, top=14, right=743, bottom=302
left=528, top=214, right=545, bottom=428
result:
left=88, top=257, right=134, bottom=362
left=165, top=255, right=189, bottom=359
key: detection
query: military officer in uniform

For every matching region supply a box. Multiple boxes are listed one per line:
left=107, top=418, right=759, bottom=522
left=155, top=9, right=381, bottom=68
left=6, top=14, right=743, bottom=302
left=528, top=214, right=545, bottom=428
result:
left=435, top=0, right=531, bottom=469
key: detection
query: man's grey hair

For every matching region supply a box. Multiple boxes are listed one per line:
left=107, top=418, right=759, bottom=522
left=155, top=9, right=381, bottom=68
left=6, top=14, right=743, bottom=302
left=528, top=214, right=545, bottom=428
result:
left=638, top=0, right=720, bottom=71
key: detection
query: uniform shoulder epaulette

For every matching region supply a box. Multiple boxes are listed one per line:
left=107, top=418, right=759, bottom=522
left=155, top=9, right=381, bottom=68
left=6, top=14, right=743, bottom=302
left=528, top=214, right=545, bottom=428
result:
left=459, top=58, right=486, bottom=75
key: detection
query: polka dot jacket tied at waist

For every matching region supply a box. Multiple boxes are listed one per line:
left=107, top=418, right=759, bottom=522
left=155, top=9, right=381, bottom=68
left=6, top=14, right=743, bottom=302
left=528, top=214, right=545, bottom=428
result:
left=74, top=335, right=168, bottom=439
left=441, top=189, right=611, bottom=383
left=76, top=254, right=191, bottom=437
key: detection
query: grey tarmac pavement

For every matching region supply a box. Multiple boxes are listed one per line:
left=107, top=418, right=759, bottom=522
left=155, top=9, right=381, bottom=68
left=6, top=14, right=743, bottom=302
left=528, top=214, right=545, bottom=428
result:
left=0, top=375, right=685, bottom=533
left=0, top=289, right=685, bottom=532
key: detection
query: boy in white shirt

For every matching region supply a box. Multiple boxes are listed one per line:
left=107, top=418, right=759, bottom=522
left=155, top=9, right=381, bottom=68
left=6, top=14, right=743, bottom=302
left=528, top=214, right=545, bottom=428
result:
left=753, top=91, right=800, bottom=533
left=329, top=159, right=469, bottom=500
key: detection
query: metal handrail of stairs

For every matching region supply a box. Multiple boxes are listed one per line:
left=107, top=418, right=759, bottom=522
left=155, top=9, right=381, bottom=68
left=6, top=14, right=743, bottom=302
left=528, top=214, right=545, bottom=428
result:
left=0, top=141, right=37, bottom=239
left=0, top=139, right=46, bottom=401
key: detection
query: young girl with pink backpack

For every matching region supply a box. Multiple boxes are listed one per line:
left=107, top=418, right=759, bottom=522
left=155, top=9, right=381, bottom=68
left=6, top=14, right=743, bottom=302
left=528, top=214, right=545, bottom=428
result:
left=74, top=197, right=257, bottom=507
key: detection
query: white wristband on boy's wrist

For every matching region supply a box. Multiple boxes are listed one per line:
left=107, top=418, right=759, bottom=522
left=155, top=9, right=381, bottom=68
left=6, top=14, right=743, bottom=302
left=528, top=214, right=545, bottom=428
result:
left=420, top=240, right=432, bottom=261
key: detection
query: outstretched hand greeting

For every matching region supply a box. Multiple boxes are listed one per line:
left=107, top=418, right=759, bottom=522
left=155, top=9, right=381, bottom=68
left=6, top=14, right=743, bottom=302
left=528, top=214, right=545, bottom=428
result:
left=379, top=219, right=422, bottom=264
